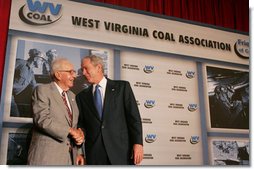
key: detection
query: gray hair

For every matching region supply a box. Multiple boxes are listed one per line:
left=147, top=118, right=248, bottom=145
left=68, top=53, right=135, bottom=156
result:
left=50, top=58, right=70, bottom=79
left=82, top=55, right=104, bottom=74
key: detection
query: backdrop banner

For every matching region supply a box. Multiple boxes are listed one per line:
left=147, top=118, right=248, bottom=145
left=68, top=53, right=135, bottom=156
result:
left=9, top=0, right=249, bottom=65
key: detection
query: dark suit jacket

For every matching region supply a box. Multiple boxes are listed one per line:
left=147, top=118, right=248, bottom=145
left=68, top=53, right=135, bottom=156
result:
left=76, top=79, right=143, bottom=165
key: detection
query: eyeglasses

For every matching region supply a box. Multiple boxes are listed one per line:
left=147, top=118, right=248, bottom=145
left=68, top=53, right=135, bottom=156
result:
left=58, top=70, right=76, bottom=74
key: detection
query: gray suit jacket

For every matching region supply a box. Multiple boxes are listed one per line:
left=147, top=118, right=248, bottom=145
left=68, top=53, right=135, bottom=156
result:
left=27, top=82, right=79, bottom=165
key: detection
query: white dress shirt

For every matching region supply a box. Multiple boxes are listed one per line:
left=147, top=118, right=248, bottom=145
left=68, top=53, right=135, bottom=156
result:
left=93, top=76, right=107, bottom=107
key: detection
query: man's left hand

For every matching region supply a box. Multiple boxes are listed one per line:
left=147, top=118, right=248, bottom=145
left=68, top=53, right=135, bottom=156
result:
left=133, top=144, right=143, bottom=165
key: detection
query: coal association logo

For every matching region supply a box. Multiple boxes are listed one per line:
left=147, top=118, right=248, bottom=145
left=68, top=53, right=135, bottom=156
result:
left=19, top=0, right=62, bottom=25
left=188, top=104, right=197, bottom=112
left=145, top=134, right=157, bottom=143
left=190, top=136, right=199, bottom=144
left=144, top=100, right=155, bottom=108
left=143, top=65, right=154, bottom=74
left=186, top=71, right=195, bottom=79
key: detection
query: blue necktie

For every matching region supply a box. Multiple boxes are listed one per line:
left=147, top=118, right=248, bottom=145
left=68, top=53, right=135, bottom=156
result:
left=94, top=85, right=103, bottom=119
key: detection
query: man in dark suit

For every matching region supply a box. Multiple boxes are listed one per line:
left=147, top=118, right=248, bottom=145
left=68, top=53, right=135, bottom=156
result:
left=76, top=55, right=143, bottom=165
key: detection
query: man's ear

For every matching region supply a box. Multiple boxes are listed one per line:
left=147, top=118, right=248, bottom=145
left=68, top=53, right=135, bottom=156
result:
left=54, top=72, right=61, bottom=80
left=98, top=64, right=103, bottom=73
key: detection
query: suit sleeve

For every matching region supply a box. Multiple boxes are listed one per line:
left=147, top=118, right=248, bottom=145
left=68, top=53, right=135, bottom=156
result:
left=124, top=81, right=143, bottom=145
left=76, top=94, right=85, bottom=130
left=76, top=93, right=87, bottom=157
left=32, top=85, right=70, bottom=142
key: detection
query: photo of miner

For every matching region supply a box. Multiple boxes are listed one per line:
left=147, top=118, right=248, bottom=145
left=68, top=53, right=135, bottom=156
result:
left=206, top=66, right=249, bottom=129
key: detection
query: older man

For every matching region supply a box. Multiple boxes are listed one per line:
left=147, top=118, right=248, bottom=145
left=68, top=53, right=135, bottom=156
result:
left=28, top=58, right=84, bottom=165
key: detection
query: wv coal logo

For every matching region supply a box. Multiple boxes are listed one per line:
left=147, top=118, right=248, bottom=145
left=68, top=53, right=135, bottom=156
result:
left=145, top=134, right=156, bottom=143
left=19, top=0, right=62, bottom=25
left=188, top=104, right=197, bottom=112
left=186, top=71, right=195, bottom=79
left=143, top=65, right=154, bottom=74
left=190, top=136, right=199, bottom=144
left=144, top=100, right=155, bottom=108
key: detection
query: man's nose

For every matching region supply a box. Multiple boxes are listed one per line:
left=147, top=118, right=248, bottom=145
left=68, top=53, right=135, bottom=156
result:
left=82, top=69, right=87, bottom=75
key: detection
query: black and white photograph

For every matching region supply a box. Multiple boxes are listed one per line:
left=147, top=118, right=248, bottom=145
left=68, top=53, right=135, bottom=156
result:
left=0, top=128, right=31, bottom=165
left=206, top=66, right=249, bottom=130
left=6, top=132, right=31, bottom=165
left=6, top=38, right=112, bottom=119
left=210, top=139, right=249, bottom=165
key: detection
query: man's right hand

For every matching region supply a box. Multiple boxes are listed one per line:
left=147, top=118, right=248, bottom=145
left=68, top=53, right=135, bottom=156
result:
left=69, top=128, right=84, bottom=145
left=76, top=154, right=86, bottom=165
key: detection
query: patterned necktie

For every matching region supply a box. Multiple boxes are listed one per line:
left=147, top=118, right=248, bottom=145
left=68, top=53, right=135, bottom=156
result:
left=62, top=91, right=73, bottom=127
left=94, top=84, right=103, bottom=119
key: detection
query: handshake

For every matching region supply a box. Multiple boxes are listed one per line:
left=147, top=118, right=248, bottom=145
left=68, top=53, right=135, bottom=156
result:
left=69, top=128, right=84, bottom=145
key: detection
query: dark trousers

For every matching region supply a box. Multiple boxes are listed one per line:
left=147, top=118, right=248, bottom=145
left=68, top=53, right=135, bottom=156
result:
left=87, top=134, right=111, bottom=165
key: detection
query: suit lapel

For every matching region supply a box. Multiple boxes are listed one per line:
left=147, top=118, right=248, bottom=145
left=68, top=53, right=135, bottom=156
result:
left=86, top=79, right=116, bottom=121
left=50, top=82, right=72, bottom=127
left=103, top=79, right=115, bottom=120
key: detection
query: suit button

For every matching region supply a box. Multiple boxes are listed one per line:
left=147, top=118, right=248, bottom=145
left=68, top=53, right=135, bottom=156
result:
left=101, top=125, right=104, bottom=129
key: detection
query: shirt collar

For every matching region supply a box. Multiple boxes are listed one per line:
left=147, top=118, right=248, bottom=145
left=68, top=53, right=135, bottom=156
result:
left=54, top=82, right=65, bottom=95
left=93, top=76, right=107, bottom=90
